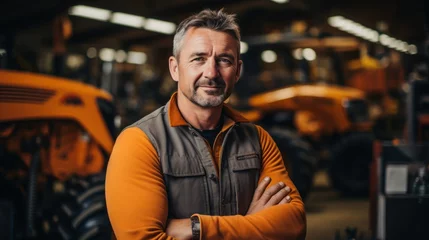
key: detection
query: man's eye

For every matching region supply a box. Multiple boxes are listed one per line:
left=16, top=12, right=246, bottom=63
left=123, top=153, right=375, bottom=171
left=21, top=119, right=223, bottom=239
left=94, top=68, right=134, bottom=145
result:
left=193, top=57, right=204, bottom=61
left=219, top=58, right=232, bottom=64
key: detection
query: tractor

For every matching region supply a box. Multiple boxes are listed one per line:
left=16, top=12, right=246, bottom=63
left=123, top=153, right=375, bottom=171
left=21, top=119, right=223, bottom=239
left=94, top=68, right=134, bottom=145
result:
left=0, top=70, right=116, bottom=239
left=239, top=84, right=374, bottom=200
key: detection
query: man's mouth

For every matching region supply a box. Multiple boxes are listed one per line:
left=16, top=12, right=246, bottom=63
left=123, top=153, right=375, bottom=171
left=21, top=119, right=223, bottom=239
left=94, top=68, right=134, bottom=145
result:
left=199, top=85, right=223, bottom=88
left=197, top=86, right=224, bottom=96
left=196, top=79, right=225, bottom=90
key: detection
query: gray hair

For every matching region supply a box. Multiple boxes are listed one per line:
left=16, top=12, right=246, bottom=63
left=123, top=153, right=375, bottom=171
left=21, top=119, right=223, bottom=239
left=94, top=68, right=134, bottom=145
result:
left=172, top=9, right=241, bottom=60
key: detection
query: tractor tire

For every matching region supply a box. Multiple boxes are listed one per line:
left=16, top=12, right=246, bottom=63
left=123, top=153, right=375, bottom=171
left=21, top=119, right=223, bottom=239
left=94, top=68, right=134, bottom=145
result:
left=268, top=127, right=318, bottom=201
left=42, top=174, right=112, bottom=240
left=328, top=132, right=374, bottom=197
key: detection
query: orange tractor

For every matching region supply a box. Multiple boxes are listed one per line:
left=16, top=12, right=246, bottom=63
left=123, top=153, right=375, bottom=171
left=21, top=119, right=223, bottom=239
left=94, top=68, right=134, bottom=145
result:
left=239, top=84, right=374, bottom=199
left=0, top=70, right=116, bottom=239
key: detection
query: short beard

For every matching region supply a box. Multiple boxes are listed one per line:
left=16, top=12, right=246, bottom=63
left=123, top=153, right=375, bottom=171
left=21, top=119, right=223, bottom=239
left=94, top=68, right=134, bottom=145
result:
left=190, top=91, right=225, bottom=108
left=188, top=78, right=229, bottom=108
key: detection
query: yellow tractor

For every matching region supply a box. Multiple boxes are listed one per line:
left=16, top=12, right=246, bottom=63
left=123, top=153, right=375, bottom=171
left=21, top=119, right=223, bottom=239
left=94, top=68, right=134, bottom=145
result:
left=239, top=84, right=374, bottom=199
left=0, top=70, right=116, bottom=239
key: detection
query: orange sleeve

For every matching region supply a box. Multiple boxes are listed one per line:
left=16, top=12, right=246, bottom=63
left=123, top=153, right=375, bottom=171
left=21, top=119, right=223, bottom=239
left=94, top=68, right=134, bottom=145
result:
left=194, top=125, right=306, bottom=240
left=105, top=127, right=176, bottom=240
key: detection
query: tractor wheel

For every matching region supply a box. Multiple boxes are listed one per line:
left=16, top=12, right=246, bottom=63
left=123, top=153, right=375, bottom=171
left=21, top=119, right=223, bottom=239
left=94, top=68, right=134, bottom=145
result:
left=268, top=127, right=318, bottom=201
left=42, top=174, right=112, bottom=240
left=328, top=132, right=374, bottom=196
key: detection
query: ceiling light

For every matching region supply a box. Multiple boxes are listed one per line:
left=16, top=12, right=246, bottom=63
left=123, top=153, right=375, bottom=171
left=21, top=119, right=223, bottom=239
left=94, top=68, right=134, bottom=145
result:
left=240, top=42, right=248, bottom=54
left=399, top=42, right=409, bottom=52
left=408, top=45, right=418, bottom=55
left=271, top=0, right=289, bottom=3
left=338, top=19, right=353, bottom=31
left=127, top=51, right=147, bottom=64
left=379, top=34, right=391, bottom=46
left=144, top=18, right=176, bottom=34
left=303, top=48, right=316, bottom=61
left=66, top=54, right=85, bottom=69
left=293, top=48, right=303, bottom=60
left=350, top=24, right=363, bottom=37
left=111, top=12, right=145, bottom=28
left=328, top=16, right=344, bottom=28
left=360, top=27, right=370, bottom=39
left=393, top=40, right=402, bottom=50
left=354, top=28, right=364, bottom=38
left=328, top=15, right=417, bottom=54
left=114, top=115, right=122, bottom=129
left=387, top=37, right=397, bottom=48
left=87, top=47, right=97, bottom=58
left=115, top=50, right=127, bottom=63
left=345, top=20, right=357, bottom=33
left=99, top=48, right=115, bottom=62
left=69, top=5, right=111, bottom=21
left=363, top=30, right=371, bottom=41
left=369, top=30, right=379, bottom=43
left=261, top=50, right=277, bottom=63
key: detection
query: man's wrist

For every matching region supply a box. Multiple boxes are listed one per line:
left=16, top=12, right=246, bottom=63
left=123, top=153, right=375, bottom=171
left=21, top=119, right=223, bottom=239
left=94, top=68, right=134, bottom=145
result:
left=191, top=215, right=200, bottom=240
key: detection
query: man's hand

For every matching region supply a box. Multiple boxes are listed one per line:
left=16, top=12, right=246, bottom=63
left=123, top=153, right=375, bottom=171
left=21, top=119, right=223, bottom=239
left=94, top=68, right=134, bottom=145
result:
left=166, top=218, right=192, bottom=240
left=246, top=176, right=292, bottom=215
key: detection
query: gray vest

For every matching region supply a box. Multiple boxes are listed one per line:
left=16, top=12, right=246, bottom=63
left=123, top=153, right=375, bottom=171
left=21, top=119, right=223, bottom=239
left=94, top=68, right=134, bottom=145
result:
left=132, top=102, right=261, bottom=218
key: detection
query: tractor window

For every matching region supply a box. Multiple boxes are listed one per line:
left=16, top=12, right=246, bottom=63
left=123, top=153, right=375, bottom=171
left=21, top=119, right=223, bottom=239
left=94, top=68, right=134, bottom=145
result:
left=96, top=98, right=118, bottom=140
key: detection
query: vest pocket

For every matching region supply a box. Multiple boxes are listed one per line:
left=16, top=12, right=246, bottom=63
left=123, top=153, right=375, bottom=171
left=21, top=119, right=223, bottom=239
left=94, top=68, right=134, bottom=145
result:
left=230, top=154, right=261, bottom=215
left=162, top=158, right=209, bottom=218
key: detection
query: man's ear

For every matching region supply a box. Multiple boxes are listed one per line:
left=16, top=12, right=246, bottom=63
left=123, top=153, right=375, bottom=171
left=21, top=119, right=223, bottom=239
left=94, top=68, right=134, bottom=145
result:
left=235, top=60, right=243, bottom=83
left=169, top=56, right=179, bottom=82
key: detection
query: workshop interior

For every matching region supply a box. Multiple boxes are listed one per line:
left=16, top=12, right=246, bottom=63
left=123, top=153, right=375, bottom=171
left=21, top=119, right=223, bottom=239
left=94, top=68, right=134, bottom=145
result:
left=0, top=0, right=428, bottom=239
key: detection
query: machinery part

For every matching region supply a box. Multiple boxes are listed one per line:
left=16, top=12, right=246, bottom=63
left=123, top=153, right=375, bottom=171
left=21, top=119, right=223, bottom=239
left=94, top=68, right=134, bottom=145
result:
left=22, top=135, right=47, bottom=238
left=329, top=132, right=374, bottom=196
left=268, top=127, right=318, bottom=200
left=43, top=174, right=111, bottom=240
left=26, top=150, right=40, bottom=238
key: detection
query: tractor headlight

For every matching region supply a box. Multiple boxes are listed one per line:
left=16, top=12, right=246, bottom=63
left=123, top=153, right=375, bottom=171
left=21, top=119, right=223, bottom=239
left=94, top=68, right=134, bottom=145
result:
left=343, top=99, right=369, bottom=122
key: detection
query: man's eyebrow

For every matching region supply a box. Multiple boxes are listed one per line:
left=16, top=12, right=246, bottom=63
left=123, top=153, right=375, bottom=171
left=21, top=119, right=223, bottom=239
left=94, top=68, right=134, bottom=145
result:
left=188, top=52, right=236, bottom=61
left=189, top=52, right=208, bottom=58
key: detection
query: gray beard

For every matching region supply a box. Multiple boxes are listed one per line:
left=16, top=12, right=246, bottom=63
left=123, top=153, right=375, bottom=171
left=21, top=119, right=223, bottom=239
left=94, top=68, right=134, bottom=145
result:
left=189, top=78, right=228, bottom=108
left=190, top=89, right=225, bottom=108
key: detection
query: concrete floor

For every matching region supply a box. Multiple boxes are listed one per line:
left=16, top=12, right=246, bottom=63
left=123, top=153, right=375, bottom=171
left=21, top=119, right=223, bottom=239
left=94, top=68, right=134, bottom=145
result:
left=305, top=171, right=371, bottom=240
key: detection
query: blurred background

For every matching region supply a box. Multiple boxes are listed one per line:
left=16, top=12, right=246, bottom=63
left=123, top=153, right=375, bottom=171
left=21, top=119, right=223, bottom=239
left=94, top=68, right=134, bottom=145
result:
left=0, top=0, right=428, bottom=239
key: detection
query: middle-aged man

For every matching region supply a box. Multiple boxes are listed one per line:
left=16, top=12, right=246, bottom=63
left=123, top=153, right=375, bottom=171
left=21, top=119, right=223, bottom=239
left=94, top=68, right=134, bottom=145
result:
left=106, top=8, right=306, bottom=240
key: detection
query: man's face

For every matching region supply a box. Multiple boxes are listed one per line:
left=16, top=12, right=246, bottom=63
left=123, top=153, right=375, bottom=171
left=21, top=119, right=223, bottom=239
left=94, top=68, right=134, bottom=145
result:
left=169, top=27, right=242, bottom=108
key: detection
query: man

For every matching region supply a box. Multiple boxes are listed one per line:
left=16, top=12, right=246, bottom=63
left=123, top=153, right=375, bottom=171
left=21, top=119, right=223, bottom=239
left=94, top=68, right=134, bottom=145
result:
left=106, top=9, right=306, bottom=240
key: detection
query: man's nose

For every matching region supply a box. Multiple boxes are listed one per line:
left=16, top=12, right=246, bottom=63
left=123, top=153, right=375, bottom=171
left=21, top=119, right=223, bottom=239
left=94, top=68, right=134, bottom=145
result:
left=203, top=58, right=220, bottom=79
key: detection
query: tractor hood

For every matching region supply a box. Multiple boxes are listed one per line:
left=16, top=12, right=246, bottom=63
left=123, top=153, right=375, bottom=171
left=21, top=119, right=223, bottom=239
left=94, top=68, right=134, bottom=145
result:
left=0, top=70, right=115, bottom=152
left=248, top=84, right=366, bottom=111
left=0, top=70, right=112, bottom=101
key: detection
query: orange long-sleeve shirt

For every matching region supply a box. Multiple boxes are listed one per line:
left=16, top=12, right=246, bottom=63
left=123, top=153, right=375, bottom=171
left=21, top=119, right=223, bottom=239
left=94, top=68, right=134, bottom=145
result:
left=106, top=98, right=306, bottom=240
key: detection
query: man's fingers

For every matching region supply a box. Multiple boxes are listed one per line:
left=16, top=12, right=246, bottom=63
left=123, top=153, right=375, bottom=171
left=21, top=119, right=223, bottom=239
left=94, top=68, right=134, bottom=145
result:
left=266, top=186, right=290, bottom=206
left=280, top=195, right=292, bottom=204
left=279, top=197, right=288, bottom=204
left=253, top=176, right=271, bottom=201
left=260, top=182, right=285, bottom=203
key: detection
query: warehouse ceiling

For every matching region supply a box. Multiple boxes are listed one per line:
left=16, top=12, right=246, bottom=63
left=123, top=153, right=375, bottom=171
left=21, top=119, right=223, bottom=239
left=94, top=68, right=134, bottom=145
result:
left=0, top=0, right=427, bottom=55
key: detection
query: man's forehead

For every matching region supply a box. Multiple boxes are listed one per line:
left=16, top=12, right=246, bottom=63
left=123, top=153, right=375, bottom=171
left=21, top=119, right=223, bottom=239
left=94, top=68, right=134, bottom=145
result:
left=181, top=28, right=239, bottom=55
